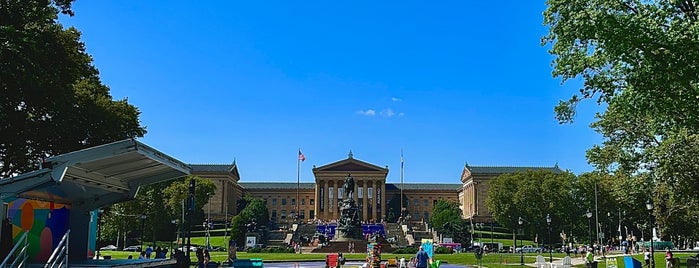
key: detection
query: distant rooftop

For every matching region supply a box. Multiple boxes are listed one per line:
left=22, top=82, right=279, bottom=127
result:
left=240, top=182, right=316, bottom=190
left=385, top=183, right=462, bottom=191
left=239, top=182, right=462, bottom=191
left=466, top=165, right=562, bottom=174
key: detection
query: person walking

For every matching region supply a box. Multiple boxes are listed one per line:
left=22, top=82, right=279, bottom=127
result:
left=644, top=248, right=651, bottom=268
left=415, top=246, right=429, bottom=268
left=586, top=248, right=594, bottom=268
left=665, top=249, right=674, bottom=268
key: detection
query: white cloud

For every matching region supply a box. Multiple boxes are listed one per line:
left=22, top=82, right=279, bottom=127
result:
left=357, top=109, right=376, bottom=116
left=380, top=108, right=395, bottom=117
left=391, top=97, right=402, bottom=102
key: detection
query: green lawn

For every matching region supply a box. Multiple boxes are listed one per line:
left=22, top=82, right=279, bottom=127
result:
left=97, top=249, right=699, bottom=268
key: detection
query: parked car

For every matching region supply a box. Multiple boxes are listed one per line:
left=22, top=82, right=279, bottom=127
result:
left=100, top=245, right=117, bottom=251
left=123, top=245, right=141, bottom=252
left=178, top=246, right=197, bottom=252
left=515, top=245, right=541, bottom=253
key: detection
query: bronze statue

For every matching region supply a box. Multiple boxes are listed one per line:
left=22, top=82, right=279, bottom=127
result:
left=343, top=173, right=355, bottom=199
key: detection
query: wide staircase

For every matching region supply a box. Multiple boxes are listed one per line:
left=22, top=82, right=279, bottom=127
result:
left=384, top=223, right=408, bottom=248
left=267, top=230, right=290, bottom=248
left=292, top=223, right=318, bottom=244
left=410, top=223, right=433, bottom=246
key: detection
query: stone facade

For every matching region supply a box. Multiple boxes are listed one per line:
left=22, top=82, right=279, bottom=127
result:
left=191, top=155, right=561, bottom=224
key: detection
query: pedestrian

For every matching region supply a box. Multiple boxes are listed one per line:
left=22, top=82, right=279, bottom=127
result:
left=203, top=249, right=211, bottom=267
left=665, top=249, right=673, bottom=268
left=196, top=248, right=205, bottom=268
left=644, top=248, right=651, bottom=268
left=408, top=257, right=417, bottom=268
left=400, top=256, right=406, bottom=268
left=415, top=246, right=429, bottom=268
left=586, top=248, right=594, bottom=268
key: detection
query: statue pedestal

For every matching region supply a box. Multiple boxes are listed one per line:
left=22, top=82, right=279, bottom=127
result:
left=336, top=198, right=362, bottom=241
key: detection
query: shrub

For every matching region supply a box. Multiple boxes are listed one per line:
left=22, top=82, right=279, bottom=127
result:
left=435, top=247, right=452, bottom=254
left=393, top=247, right=418, bottom=254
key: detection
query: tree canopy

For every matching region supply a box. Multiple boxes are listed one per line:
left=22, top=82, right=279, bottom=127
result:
left=100, top=177, right=216, bottom=246
left=0, top=0, right=145, bottom=177
left=486, top=170, right=577, bottom=245
left=430, top=199, right=469, bottom=244
left=230, top=195, right=269, bottom=245
left=544, top=0, right=699, bottom=242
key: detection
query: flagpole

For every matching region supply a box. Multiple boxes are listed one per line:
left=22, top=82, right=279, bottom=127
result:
left=297, top=148, right=300, bottom=224
left=400, top=149, right=404, bottom=221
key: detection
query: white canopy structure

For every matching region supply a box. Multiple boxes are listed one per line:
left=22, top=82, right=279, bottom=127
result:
left=0, top=139, right=191, bottom=262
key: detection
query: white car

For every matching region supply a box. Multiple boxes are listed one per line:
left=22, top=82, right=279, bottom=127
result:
left=178, top=246, right=197, bottom=252
left=516, top=245, right=541, bottom=253
left=99, top=245, right=117, bottom=251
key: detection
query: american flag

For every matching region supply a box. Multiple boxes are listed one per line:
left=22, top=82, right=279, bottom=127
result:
left=298, top=150, right=306, bottom=162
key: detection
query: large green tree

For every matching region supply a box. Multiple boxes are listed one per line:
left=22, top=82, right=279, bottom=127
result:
left=543, top=0, right=699, bottom=242
left=100, top=177, right=216, bottom=246
left=430, top=199, right=469, bottom=244
left=486, top=170, right=576, bottom=245
left=0, top=0, right=145, bottom=177
left=230, top=195, right=269, bottom=246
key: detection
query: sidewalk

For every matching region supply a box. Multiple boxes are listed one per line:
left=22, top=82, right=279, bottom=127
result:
left=526, top=253, right=627, bottom=267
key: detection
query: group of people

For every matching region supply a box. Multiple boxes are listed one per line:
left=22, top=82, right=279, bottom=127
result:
left=195, top=248, right=211, bottom=268
left=392, top=246, right=432, bottom=268
left=130, top=246, right=169, bottom=260
left=644, top=248, right=675, bottom=268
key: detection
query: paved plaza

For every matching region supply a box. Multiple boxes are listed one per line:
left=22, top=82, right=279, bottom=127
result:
left=231, top=261, right=467, bottom=268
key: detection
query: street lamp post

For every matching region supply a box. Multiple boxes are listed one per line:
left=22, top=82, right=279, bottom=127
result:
left=586, top=209, right=593, bottom=249
left=203, top=219, right=212, bottom=249
left=172, top=219, right=179, bottom=248
left=646, top=200, right=655, bottom=268
left=96, top=209, right=104, bottom=259
left=140, top=213, right=147, bottom=251
left=519, top=217, right=524, bottom=265
left=546, top=214, right=552, bottom=263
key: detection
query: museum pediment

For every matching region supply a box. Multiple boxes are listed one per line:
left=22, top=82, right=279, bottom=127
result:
left=313, top=157, right=388, bottom=173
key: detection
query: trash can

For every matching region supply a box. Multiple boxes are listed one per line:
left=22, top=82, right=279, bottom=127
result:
left=326, top=253, right=338, bottom=268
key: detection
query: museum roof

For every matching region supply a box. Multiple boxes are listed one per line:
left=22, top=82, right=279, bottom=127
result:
left=385, top=183, right=462, bottom=191
left=240, top=182, right=316, bottom=190
left=466, top=166, right=562, bottom=174
left=238, top=182, right=461, bottom=191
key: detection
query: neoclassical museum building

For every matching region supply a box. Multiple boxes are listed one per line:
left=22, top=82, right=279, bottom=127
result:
left=191, top=152, right=561, bottom=225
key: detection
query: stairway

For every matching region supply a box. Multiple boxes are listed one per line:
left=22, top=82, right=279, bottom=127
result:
left=267, top=230, right=290, bottom=248
left=292, top=223, right=319, bottom=244
left=384, top=223, right=408, bottom=248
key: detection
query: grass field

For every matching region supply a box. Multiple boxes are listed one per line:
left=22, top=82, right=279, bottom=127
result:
left=96, top=249, right=699, bottom=268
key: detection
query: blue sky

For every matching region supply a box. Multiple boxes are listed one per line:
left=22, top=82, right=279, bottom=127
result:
left=60, top=1, right=602, bottom=183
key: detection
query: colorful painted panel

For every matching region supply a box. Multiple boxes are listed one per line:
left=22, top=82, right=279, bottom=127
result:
left=7, top=199, right=70, bottom=262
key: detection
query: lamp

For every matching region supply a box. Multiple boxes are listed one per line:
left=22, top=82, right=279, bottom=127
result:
left=140, top=213, right=147, bottom=251
left=519, top=217, right=524, bottom=265
left=96, top=209, right=104, bottom=259
left=646, top=199, right=655, bottom=268
left=172, top=219, right=179, bottom=249
left=586, top=209, right=593, bottom=249
left=546, top=214, right=552, bottom=263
